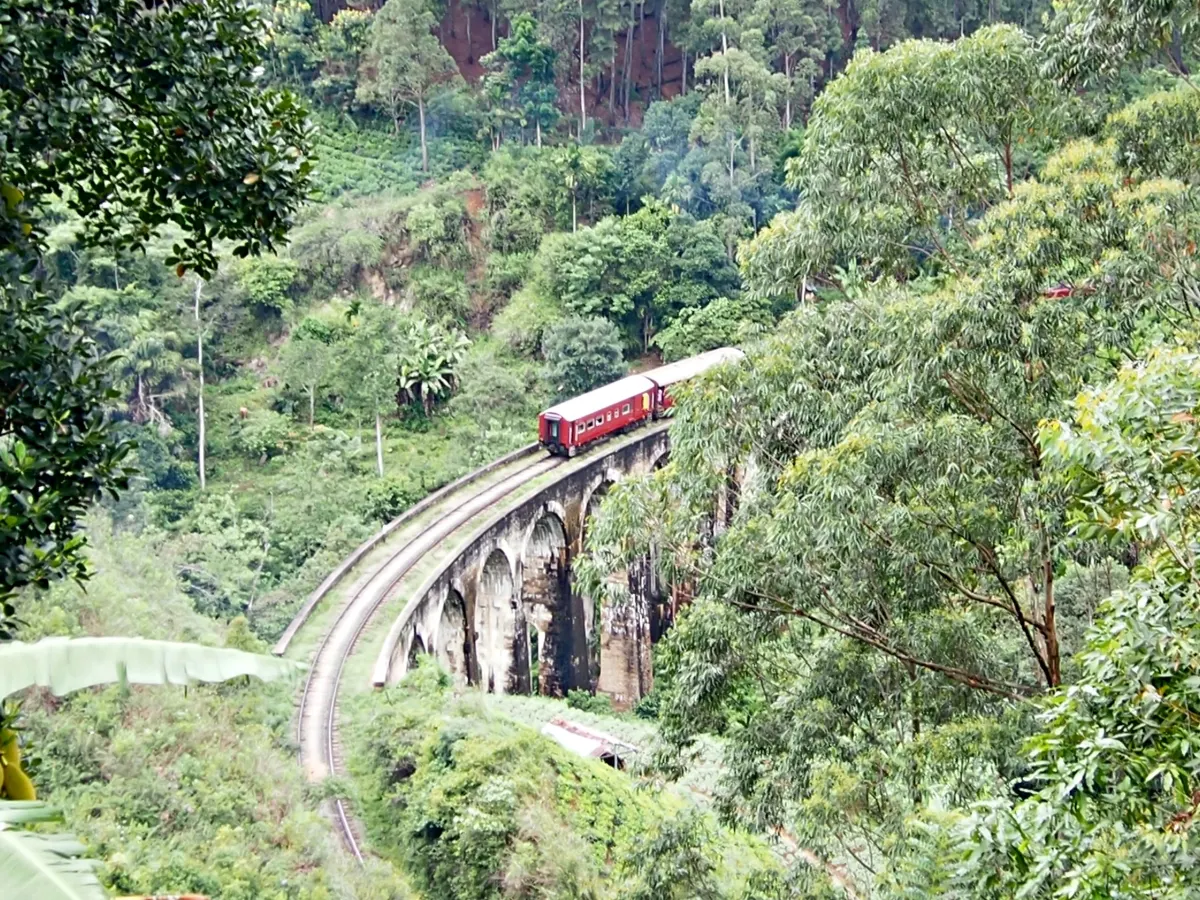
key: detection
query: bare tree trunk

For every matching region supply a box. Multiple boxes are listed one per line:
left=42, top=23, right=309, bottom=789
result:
left=623, top=0, right=635, bottom=121
left=579, top=0, right=588, bottom=136
left=572, top=191, right=578, bottom=232
left=492, top=0, right=497, bottom=49
left=194, top=278, right=206, bottom=491
left=655, top=0, right=664, bottom=98
left=681, top=48, right=687, bottom=94
left=719, top=0, right=730, bottom=105
left=536, top=119, right=542, bottom=147
left=418, top=97, right=429, bottom=172
left=784, top=54, right=792, bottom=129
left=375, top=413, right=385, bottom=478
left=609, top=46, right=617, bottom=114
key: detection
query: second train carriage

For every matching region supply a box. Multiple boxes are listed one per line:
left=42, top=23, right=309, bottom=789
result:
left=537, top=347, right=745, bottom=457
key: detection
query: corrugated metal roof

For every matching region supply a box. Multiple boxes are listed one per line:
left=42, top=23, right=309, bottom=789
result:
left=542, top=374, right=656, bottom=422
left=643, top=347, right=745, bottom=387
left=540, top=717, right=639, bottom=761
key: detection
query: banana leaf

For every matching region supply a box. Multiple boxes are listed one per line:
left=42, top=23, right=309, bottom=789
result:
left=1, top=637, right=302, bottom=700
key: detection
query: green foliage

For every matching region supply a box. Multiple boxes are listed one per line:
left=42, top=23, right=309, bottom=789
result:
left=2, top=0, right=313, bottom=277
left=482, top=13, right=560, bottom=145
left=1106, top=82, right=1200, bottom=181
left=885, top=347, right=1200, bottom=898
left=493, top=286, right=564, bottom=356
left=231, top=409, right=295, bottom=461
left=345, top=662, right=783, bottom=900
left=744, top=24, right=1061, bottom=298
left=1044, top=0, right=1198, bottom=85
left=356, top=0, right=462, bottom=169
left=652, top=295, right=770, bottom=361
left=233, top=255, right=299, bottom=316
left=362, top=476, right=426, bottom=522
left=0, top=636, right=300, bottom=703
left=10, top=523, right=410, bottom=898
left=0, top=293, right=134, bottom=635
left=534, top=201, right=740, bottom=350
left=565, top=689, right=614, bottom=714
left=541, top=316, right=626, bottom=401
left=0, top=801, right=105, bottom=900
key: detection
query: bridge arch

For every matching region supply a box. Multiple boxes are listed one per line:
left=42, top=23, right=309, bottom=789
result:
left=476, top=546, right=530, bottom=694
left=407, top=633, right=427, bottom=668
left=519, top=507, right=588, bottom=696
left=437, top=587, right=473, bottom=684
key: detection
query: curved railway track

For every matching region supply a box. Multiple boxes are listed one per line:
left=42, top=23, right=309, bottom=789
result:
left=284, top=448, right=564, bottom=861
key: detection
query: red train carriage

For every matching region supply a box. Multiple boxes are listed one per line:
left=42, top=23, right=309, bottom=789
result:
left=641, top=347, right=746, bottom=415
left=538, top=375, right=656, bottom=457
left=538, top=347, right=747, bottom=457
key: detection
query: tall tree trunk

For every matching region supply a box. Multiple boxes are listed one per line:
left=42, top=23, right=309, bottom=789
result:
left=375, top=413, right=385, bottom=478
left=579, top=0, right=588, bottom=136
left=194, top=278, right=206, bottom=491
left=418, top=97, right=429, bottom=172
left=719, top=0, right=729, bottom=105
left=492, top=0, right=497, bottom=49
left=655, top=0, right=664, bottom=98
left=783, top=53, right=792, bottom=129
left=623, top=0, right=635, bottom=121
left=681, top=48, right=686, bottom=95
left=572, top=190, right=578, bottom=232
left=609, top=46, right=617, bottom=114
left=1044, top=557, right=1059, bottom=686
left=536, top=119, right=542, bottom=147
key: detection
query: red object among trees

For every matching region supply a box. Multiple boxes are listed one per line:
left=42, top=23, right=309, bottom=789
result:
left=538, top=347, right=745, bottom=456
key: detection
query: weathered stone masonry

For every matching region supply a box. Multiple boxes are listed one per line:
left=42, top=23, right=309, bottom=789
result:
left=379, top=427, right=671, bottom=709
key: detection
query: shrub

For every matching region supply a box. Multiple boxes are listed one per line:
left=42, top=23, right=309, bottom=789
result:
left=231, top=409, right=293, bottom=461
left=492, top=286, right=562, bottom=357
left=566, top=689, right=613, bottom=715
left=362, top=475, right=424, bottom=522
left=541, top=316, right=625, bottom=401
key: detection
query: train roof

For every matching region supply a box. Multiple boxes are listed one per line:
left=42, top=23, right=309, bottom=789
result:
left=642, top=347, right=746, bottom=387
left=541, top=374, right=657, bottom=422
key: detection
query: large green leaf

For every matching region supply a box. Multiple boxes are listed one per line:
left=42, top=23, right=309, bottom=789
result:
left=0, top=801, right=105, bottom=900
left=0, top=636, right=302, bottom=700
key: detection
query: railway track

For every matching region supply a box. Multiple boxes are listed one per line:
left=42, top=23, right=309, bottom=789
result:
left=285, top=448, right=564, bottom=861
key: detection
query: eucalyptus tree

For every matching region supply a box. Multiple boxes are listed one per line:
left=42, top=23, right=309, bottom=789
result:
left=888, top=348, right=1200, bottom=898
left=336, top=304, right=406, bottom=478
left=578, top=112, right=1200, bottom=870
left=1045, top=0, right=1199, bottom=84
left=356, top=0, right=462, bottom=170
left=0, top=0, right=312, bottom=634
left=481, top=13, right=560, bottom=146
left=741, top=24, right=1057, bottom=301
left=279, top=332, right=334, bottom=429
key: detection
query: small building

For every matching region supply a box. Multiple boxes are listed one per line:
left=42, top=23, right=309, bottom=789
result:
left=540, top=716, right=639, bottom=770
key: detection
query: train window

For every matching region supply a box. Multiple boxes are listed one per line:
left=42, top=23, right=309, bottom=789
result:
left=549, top=421, right=559, bottom=440
left=622, top=403, right=631, bottom=415
left=606, top=412, right=612, bottom=421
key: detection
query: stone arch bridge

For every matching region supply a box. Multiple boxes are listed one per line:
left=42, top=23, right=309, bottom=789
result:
left=372, top=425, right=674, bottom=709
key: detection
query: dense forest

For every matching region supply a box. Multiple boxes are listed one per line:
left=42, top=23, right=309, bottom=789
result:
left=2, top=0, right=1200, bottom=897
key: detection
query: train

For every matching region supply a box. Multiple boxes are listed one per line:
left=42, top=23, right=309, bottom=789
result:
left=537, top=347, right=746, bottom=457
